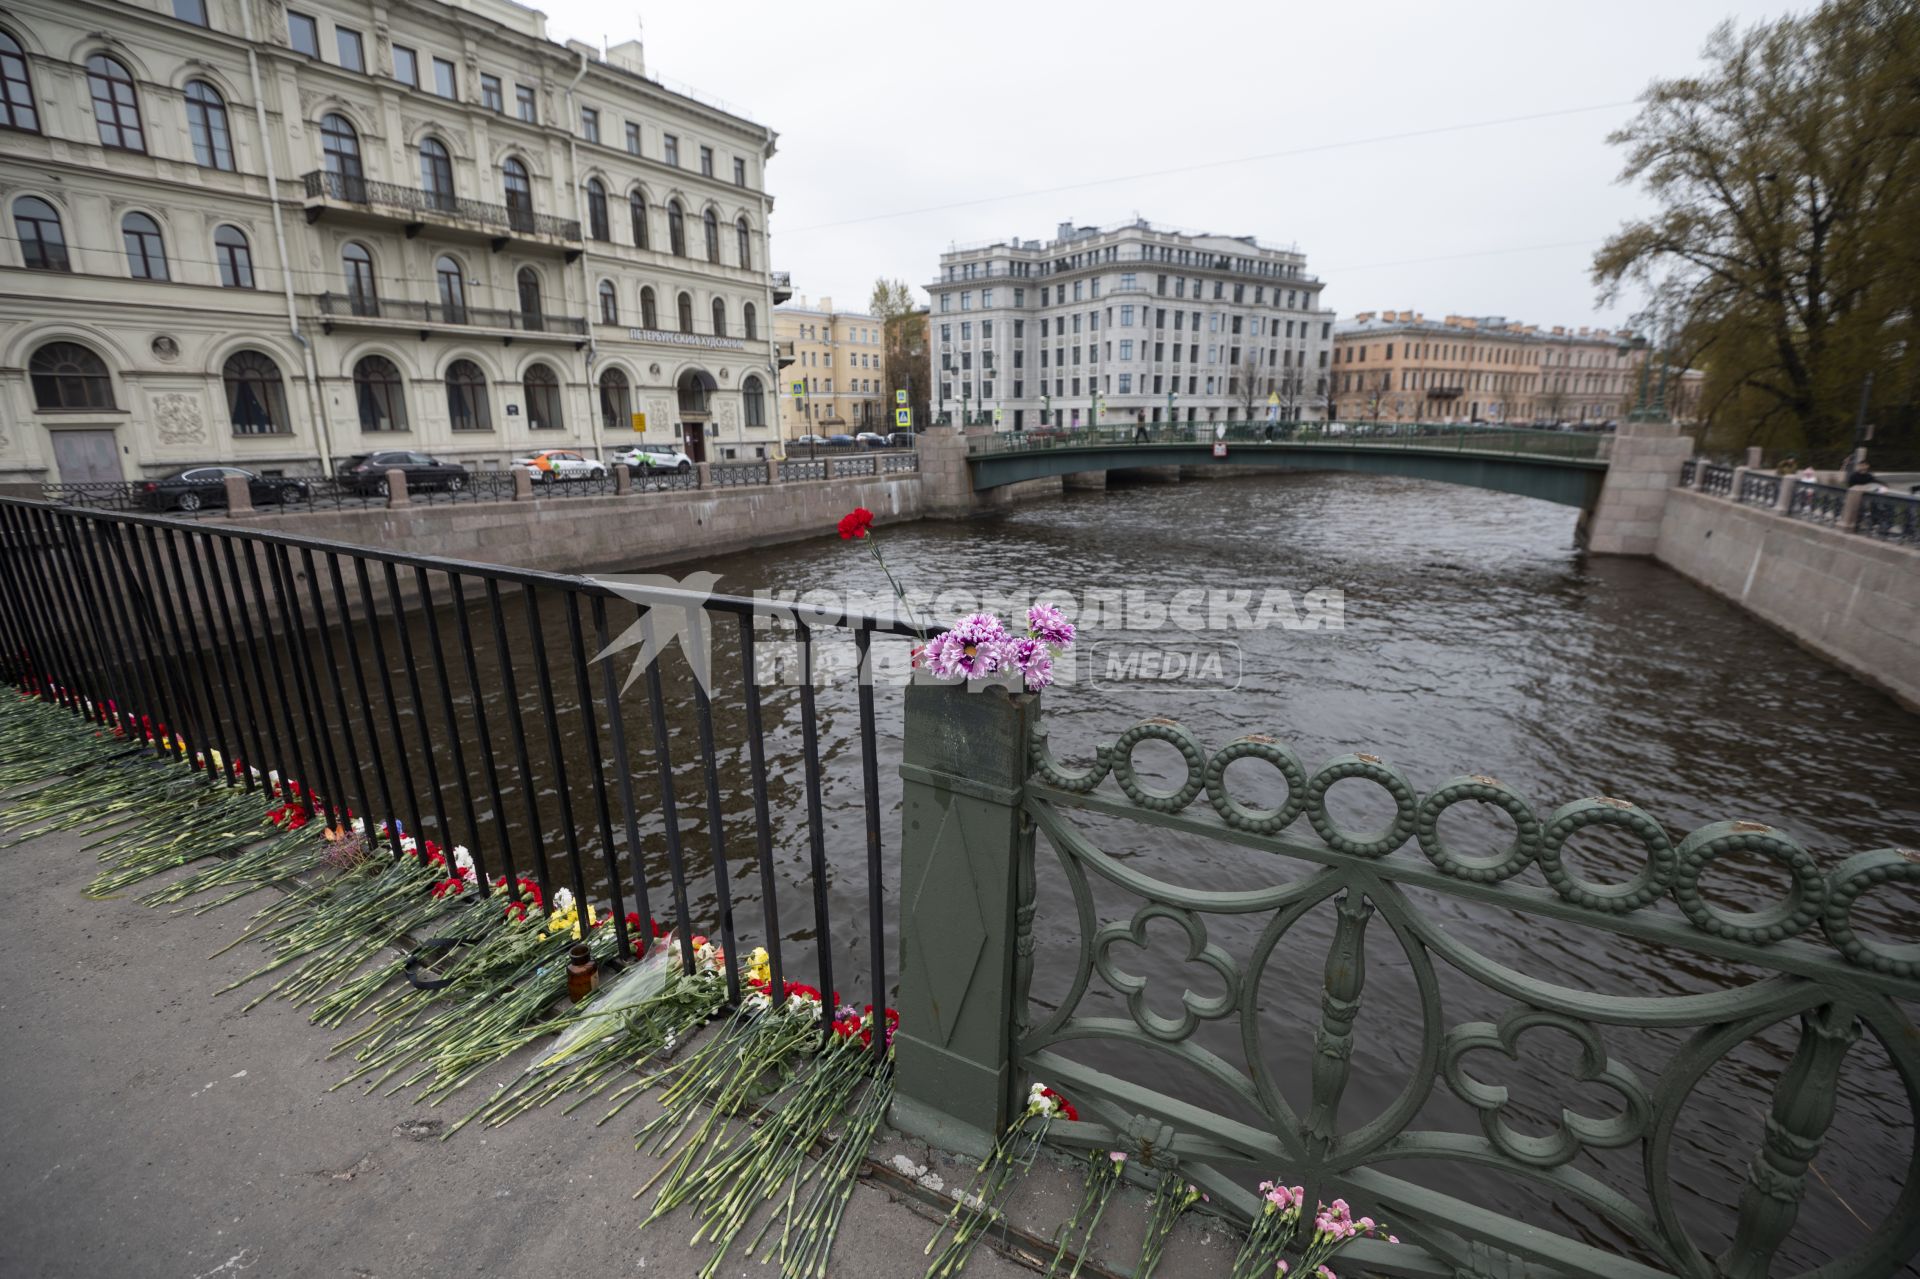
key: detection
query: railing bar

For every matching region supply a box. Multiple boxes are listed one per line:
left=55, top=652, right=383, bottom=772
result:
left=591, top=595, right=653, bottom=947
left=323, top=553, right=396, bottom=857
left=736, top=614, right=785, bottom=1001
left=218, top=538, right=291, bottom=789
left=352, top=557, right=425, bottom=858
left=564, top=592, right=628, bottom=958
left=26, top=504, right=102, bottom=718
left=78, top=512, right=154, bottom=740
left=488, top=578, right=549, bottom=900
left=415, top=567, right=486, bottom=890
left=11, top=504, right=86, bottom=714
left=186, top=527, right=260, bottom=791
left=158, top=523, right=238, bottom=787
left=270, top=542, right=347, bottom=829
left=855, top=626, right=888, bottom=1064
left=298, top=547, right=370, bottom=828
left=90, top=519, right=167, bottom=745
left=638, top=605, right=697, bottom=974
left=39, top=508, right=120, bottom=729
left=795, top=619, right=835, bottom=1042
left=382, top=561, right=450, bottom=846
left=524, top=583, right=590, bottom=917
left=688, top=631, right=741, bottom=1007
left=451, top=574, right=516, bottom=889
left=0, top=505, right=38, bottom=692
left=134, top=523, right=215, bottom=773
left=114, top=522, right=195, bottom=764
left=239, top=536, right=315, bottom=805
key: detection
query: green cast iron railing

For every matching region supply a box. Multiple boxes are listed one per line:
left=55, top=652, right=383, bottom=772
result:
left=965, top=420, right=1609, bottom=463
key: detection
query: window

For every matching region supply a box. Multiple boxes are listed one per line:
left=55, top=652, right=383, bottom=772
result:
left=502, top=158, right=533, bottom=230
left=287, top=11, right=319, bottom=56
left=1120, top=340, right=1133, bottom=361
left=585, top=178, right=609, bottom=240
left=699, top=145, right=713, bottom=176
left=0, top=32, right=37, bottom=131
left=224, top=350, right=288, bottom=434
left=742, top=375, right=764, bottom=428
left=343, top=242, right=376, bottom=314
left=393, top=45, right=418, bottom=87
left=640, top=286, right=657, bottom=330
left=320, top=113, right=363, bottom=196
left=87, top=55, right=144, bottom=151
left=598, top=279, right=617, bottom=324
left=939, top=294, right=950, bottom=313
left=625, top=122, right=641, bottom=154
left=180, top=80, right=236, bottom=170
left=523, top=364, right=562, bottom=429
left=743, top=302, right=757, bottom=341
left=29, top=342, right=114, bottom=410
left=214, top=225, right=253, bottom=288
left=627, top=190, right=649, bottom=248
left=353, top=355, right=406, bottom=430
left=711, top=297, right=727, bottom=336
left=426, top=57, right=454, bottom=98
left=336, top=27, right=365, bottom=71
left=122, top=212, right=168, bottom=280
left=702, top=208, right=719, bottom=262
left=735, top=217, right=751, bottom=270
left=667, top=200, right=686, bottom=256
left=173, top=0, right=208, bottom=25
left=481, top=74, right=502, bottom=111
left=515, top=83, right=535, bottom=122
left=676, top=291, right=693, bottom=333
left=580, top=107, right=599, bottom=143
left=663, top=133, right=679, bottom=166
left=447, top=359, right=491, bottom=431
left=516, top=267, right=543, bottom=328
left=419, top=138, right=454, bottom=209
left=435, top=255, right=466, bottom=322
left=733, top=157, right=746, bottom=186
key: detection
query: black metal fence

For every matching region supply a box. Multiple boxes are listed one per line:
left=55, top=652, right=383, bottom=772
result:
left=1736, top=469, right=1781, bottom=507
left=1790, top=481, right=1848, bottom=525
left=1698, top=462, right=1735, bottom=496
left=1857, top=490, right=1920, bottom=544
left=0, top=497, right=916, bottom=1060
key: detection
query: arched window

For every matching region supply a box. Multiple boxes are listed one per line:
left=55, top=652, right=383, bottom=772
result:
left=0, top=31, right=40, bottom=132
left=184, top=80, right=233, bottom=170
left=585, top=177, right=609, bottom=240
left=214, top=224, right=253, bottom=288
left=711, top=297, right=727, bottom=337
left=86, top=55, right=144, bottom=151
left=517, top=267, right=543, bottom=331
left=502, top=157, right=533, bottom=231
left=29, top=342, right=114, bottom=410
left=640, top=286, right=657, bottom=330
left=14, top=196, right=68, bottom=271
left=667, top=199, right=685, bottom=256
left=676, top=291, right=693, bottom=334
left=343, top=242, right=377, bottom=315
left=435, top=255, right=466, bottom=323
left=122, top=212, right=168, bottom=280
left=320, top=114, right=362, bottom=199
left=742, top=374, right=765, bottom=429
left=597, top=279, right=617, bottom=324
left=523, top=363, right=562, bottom=430
left=736, top=217, right=750, bottom=270
left=223, top=350, right=288, bottom=434
left=743, top=302, right=758, bottom=341
left=446, top=358, right=491, bottom=431
left=702, top=208, right=719, bottom=262
left=353, top=355, right=406, bottom=431
left=419, top=138, right=454, bottom=209
left=598, top=367, right=631, bottom=431
left=628, top=190, right=648, bottom=248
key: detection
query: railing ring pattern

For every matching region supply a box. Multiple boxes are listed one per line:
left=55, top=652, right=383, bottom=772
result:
left=1303, top=752, right=1421, bottom=857
left=1414, top=774, right=1541, bottom=882
left=1537, top=797, right=1677, bottom=912
left=1203, top=734, right=1309, bottom=834
left=1673, top=821, right=1827, bottom=943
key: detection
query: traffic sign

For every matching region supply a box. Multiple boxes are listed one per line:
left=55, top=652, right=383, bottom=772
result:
left=993, top=409, right=1003, bottom=423
left=1267, top=391, right=1280, bottom=405
left=895, top=407, right=912, bottom=428
left=895, top=388, right=907, bottom=406
left=630, top=411, right=647, bottom=433
left=791, top=380, right=804, bottom=400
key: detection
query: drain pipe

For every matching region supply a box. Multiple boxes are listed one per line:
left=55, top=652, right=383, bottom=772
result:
left=240, top=2, right=333, bottom=473
left=561, top=49, right=599, bottom=459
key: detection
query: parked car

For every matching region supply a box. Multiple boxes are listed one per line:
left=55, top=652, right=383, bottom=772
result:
left=826, top=434, right=856, bottom=447
left=791, top=434, right=832, bottom=447
left=886, top=431, right=917, bottom=448
left=606, top=444, right=693, bottom=473
left=512, top=449, right=606, bottom=480
left=854, top=432, right=889, bottom=449
left=336, top=451, right=469, bottom=495
left=139, top=466, right=311, bottom=513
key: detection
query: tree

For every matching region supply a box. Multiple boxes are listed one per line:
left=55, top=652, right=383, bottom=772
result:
left=1360, top=371, right=1393, bottom=421
left=1236, top=352, right=1265, bottom=421
left=868, top=277, right=914, bottom=323
left=1593, top=0, right=1920, bottom=463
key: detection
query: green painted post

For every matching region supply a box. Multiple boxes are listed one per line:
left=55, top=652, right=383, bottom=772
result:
left=890, top=678, right=1039, bottom=1156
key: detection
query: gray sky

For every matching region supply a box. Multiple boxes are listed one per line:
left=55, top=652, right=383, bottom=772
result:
left=541, top=0, right=1796, bottom=327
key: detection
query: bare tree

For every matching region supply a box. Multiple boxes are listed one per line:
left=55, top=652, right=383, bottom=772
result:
left=1236, top=352, right=1266, bottom=421
left=1360, top=371, right=1393, bottom=421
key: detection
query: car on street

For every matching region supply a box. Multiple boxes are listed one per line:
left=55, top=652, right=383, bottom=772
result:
left=139, top=466, right=311, bottom=513
left=336, top=451, right=469, bottom=495
left=886, top=431, right=917, bottom=448
left=606, top=444, right=693, bottom=473
left=854, top=432, right=889, bottom=449
left=512, top=449, right=607, bottom=480
left=825, top=434, right=855, bottom=447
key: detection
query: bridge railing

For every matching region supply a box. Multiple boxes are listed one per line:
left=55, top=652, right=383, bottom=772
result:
left=965, top=420, right=1607, bottom=462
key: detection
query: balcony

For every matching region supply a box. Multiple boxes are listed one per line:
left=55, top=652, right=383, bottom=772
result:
left=771, top=271, right=793, bottom=304
left=301, top=171, right=582, bottom=260
left=313, top=294, right=588, bottom=345
left=776, top=340, right=796, bottom=368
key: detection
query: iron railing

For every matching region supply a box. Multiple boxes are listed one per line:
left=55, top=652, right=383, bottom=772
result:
left=1737, top=470, right=1781, bottom=507
left=314, top=293, right=589, bottom=337
left=302, top=170, right=582, bottom=241
left=0, top=497, right=918, bottom=1064
left=965, top=421, right=1608, bottom=462
left=1698, top=462, right=1735, bottom=496
left=1679, top=458, right=1697, bottom=486
left=524, top=470, right=619, bottom=498
left=709, top=462, right=770, bottom=487
left=780, top=459, right=827, bottom=482
left=1790, top=481, right=1848, bottom=526
left=1856, top=490, right=1920, bottom=544
left=835, top=455, right=878, bottom=478
left=880, top=452, right=919, bottom=474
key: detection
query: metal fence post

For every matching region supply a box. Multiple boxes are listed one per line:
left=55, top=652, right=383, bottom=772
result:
left=890, top=678, right=1037, bottom=1155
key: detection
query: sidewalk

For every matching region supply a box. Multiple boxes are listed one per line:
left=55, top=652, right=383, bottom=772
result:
left=0, top=817, right=1034, bottom=1279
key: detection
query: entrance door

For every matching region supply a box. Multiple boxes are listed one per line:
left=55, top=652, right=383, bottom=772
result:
left=50, top=429, right=121, bottom=483
left=680, top=421, right=707, bottom=463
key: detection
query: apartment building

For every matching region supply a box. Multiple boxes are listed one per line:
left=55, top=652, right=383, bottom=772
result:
left=926, top=220, right=1334, bottom=433
left=0, top=0, right=793, bottom=483
left=772, top=295, right=886, bottom=436
left=1330, top=311, right=1645, bottom=426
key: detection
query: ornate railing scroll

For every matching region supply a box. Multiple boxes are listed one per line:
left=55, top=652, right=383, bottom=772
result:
left=1012, top=712, right=1919, bottom=1279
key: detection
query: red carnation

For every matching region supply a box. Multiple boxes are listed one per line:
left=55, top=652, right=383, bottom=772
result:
left=837, top=508, right=874, bottom=540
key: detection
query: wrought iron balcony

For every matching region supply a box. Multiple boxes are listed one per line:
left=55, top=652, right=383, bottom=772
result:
left=301, top=171, right=582, bottom=254
left=771, top=271, right=793, bottom=304
left=313, top=293, right=588, bottom=341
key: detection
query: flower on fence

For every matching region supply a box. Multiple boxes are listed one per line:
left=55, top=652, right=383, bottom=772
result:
left=1027, top=1081, right=1079, bottom=1122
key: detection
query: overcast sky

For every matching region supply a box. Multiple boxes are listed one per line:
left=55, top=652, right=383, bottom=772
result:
left=541, top=0, right=1797, bottom=328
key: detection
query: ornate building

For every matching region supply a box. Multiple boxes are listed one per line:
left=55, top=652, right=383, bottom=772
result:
left=772, top=295, right=886, bottom=436
left=0, top=0, right=792, bottom=482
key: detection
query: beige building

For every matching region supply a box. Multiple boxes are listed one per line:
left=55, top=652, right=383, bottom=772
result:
left=773, top=296, right=886, bottom=437
left=1331, top=311, right=1645, bottom=426
left=0, top=0, right=794, bottom=483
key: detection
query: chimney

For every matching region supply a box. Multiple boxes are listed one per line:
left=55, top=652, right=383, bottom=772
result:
left=606, top=38, right=645, bottom=76
left=1353, top=311, right=1375, bottom=323
left=819, top=296, right=832, bottom=313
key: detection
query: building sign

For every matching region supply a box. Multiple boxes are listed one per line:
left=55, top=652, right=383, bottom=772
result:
left=895, top=407, right=912, bottom=428
left=626, top=328, right=747, bottom=351
left=631, top=411, right=647, bottom=432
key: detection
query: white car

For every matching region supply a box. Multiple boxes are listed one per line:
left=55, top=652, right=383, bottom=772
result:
left=607, top=444, right=694, bottom=473
left=511, top=449, right=606, bottom=480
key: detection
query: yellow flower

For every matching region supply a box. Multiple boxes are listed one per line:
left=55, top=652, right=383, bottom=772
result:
left=746, top=946, right=771, bottom=985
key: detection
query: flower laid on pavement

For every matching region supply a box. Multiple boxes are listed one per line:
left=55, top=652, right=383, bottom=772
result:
left=925, top=1080, right=1082, bottom=1277
left=1231, top=1183, right=1393, bottom=1279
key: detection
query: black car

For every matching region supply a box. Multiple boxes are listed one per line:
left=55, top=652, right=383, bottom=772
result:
left=336, top=451, right=469, bottom=495
left=139, top=466, right=311, bottom=513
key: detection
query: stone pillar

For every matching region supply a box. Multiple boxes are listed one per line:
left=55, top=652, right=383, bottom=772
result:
left=1691, top=456, right=1710, bottom=489
left=1585, top=421, right=1694, bottom=557
left=384, top=468, right=410, bottom=509
left=890, top=679, right=1037, bottom=1155
left=695, top=461, right=711, bottom=488
left=822, top=457, right=838, bottom=480
left=1745, top=445, right=1765, bottom=468
left=1840, top=485, right=1865, bottom=532
left=614, top=464, right=632, bottom=496
left=1776, top=476, right=1799, bottom=513
left=1731, top=465, right=1750, bottom=503
left=512, top=467, right=534, bottom=500
left=915, top=425, right=979, bottom=518
left=221, top=475, right=254, bottom=515
left=765, top=456, right=780, bottom=484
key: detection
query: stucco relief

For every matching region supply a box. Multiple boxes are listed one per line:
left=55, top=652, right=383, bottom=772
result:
left=153, top=393, right=205, bottom=445
left=716, top=400, right=738, bottom=432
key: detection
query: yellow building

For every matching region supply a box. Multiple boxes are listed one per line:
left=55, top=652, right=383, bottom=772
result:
left=773, top=297, right=887, bottom=436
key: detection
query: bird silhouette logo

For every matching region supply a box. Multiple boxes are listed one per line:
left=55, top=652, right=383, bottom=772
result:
left=587, top=571, right=723, bottom=694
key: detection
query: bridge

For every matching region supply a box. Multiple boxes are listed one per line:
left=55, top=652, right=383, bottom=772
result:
left=964, top=421, right=1611, bottom=508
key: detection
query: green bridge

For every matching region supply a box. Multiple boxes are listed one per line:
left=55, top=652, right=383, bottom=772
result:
left=963, top=422, right=1611, bottom=509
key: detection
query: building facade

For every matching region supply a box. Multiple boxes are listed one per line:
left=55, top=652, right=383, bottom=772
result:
left=926, top=220, right=1334, bottom=433
left=772, top=295, right=886, bottom=436
left=1330, top=311, right=1645, bottom=426
left=0, top=0, right=793, bottom=484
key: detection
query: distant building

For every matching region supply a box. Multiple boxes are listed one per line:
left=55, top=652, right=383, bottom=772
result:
left=927, top=220, right=1334, bottom=432
left=1331, top=311, right=1646, bottom=426
left=773, top=296, right=887, bottom=436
